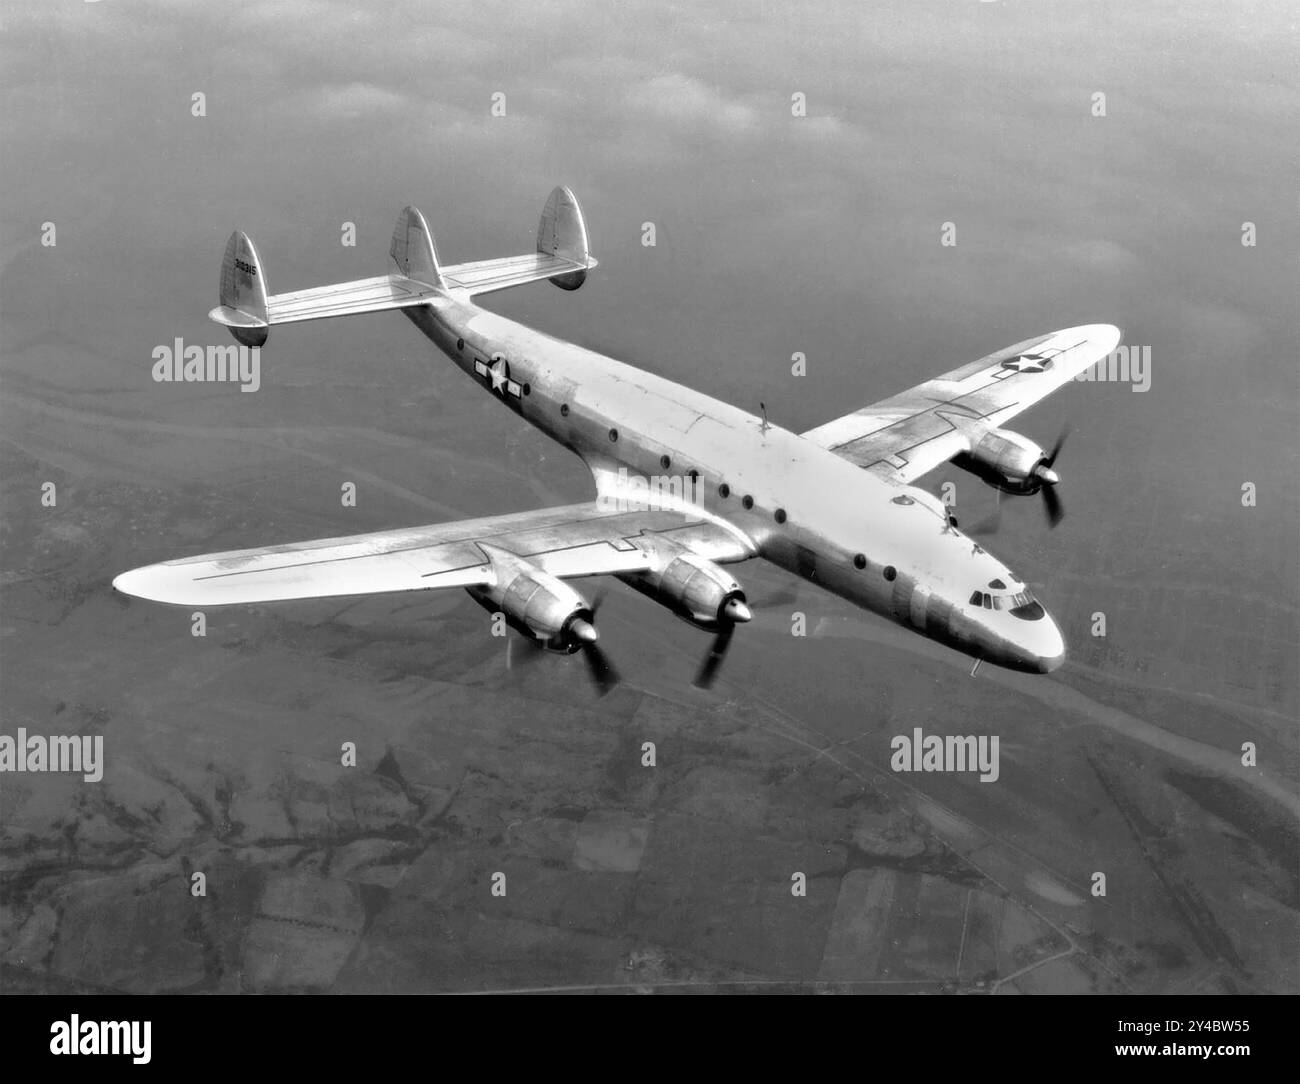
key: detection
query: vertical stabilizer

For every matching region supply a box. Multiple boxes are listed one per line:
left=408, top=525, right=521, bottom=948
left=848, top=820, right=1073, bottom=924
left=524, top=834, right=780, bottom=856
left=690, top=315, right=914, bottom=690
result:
left=213, top=230, right=270, bottom=347
left=390, top=206, right=443, bottom=288
left=537, top=186, right=592, bottom=290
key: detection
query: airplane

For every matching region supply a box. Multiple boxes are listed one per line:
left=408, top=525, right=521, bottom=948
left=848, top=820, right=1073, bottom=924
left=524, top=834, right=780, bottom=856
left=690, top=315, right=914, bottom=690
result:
left=113, top=187, right=1121, bottom=691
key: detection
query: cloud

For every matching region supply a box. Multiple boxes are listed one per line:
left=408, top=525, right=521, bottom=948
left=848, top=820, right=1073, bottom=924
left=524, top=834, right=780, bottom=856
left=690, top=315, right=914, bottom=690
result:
left=624, top=73, right=759, bottom=136
left=291, top=82, right=413, bottom=121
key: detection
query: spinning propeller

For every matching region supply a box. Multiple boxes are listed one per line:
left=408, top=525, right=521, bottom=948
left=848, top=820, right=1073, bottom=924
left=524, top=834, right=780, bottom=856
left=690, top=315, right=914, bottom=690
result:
left=1034, top=429, right=1068, bottom=528
left=969, top=426, right=1069, bottom=535
left=574, top=589, right=620, bottom=696
left=693, top=596, right=752, bottom=690
left=502, top=590, right=619, bottom=696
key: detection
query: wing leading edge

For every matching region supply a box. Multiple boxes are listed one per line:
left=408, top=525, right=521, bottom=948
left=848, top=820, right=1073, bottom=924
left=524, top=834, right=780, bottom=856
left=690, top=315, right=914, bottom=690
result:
left=113, top=502, right=753, bottom=608
left=801, top=324, right=1121, bottom=482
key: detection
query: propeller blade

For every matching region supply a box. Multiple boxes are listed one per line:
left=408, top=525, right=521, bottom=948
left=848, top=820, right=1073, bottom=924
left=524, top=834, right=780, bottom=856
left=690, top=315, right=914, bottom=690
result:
left=693, top=622, right=736, bottom=690
left=1044, top=427, right=1069, bottom=468
left=582, top=639, right=620, bottom=696
left=1042, top=483, right=1065, bottom=528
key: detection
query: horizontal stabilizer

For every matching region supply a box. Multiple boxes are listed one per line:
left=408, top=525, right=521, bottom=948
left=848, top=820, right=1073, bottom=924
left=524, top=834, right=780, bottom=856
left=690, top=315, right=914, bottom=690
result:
left=264, top=274, right=439, bottom=324
left=208, top=188, right=597, bottom=343
left=442, top=251, right=595, bottom=295
left=438, top=185, right=597, bottom=296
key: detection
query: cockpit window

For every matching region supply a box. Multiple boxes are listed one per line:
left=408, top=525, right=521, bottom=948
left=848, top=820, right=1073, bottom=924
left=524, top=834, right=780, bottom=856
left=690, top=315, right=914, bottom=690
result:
left=1010, top=599, right=1045, bottom=621
left=988, top=578, right=1006, bottom=590
left=970, top=585, right=1039, bottom=615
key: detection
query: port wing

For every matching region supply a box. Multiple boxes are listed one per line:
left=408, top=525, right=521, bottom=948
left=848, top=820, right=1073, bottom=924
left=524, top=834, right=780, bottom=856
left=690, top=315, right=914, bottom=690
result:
left=114, top=502, right=752, bottom=607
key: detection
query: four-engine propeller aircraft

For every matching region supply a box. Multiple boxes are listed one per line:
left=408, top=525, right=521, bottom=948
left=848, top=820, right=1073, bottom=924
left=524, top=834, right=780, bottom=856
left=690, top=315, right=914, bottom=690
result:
left=114, top=187, right=1121, bottom=690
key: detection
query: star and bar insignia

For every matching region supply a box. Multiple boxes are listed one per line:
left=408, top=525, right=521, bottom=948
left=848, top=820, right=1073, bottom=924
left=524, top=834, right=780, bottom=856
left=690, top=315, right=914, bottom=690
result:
left=1000, top=349, right=1058, bottom=373
left=474, top=354, right=523, bottom=398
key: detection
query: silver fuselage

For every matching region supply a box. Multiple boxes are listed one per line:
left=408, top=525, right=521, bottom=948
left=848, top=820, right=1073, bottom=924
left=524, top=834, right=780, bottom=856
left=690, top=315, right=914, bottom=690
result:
left=406, top=294, right=1066, bottom=673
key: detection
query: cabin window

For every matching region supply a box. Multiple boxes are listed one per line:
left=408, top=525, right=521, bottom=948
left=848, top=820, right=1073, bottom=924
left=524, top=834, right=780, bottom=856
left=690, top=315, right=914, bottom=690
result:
left=854, top=554, right=867, bottom=570
left=560, top=404, right=569, bottom=417
left=742, top=495, right=754, bottom=510
left=456, top=338, right=464, bottom=351
left=719, top=483, right=730, bottom=498
left=522, top=383, right=531, bottom=396
left=774, top=508, right=787, bottom=524
left=608, top=428, right=619, bottom=442
left=660, top=454, right=671, bottom=469
left=883, top=566, right=897, bottom=581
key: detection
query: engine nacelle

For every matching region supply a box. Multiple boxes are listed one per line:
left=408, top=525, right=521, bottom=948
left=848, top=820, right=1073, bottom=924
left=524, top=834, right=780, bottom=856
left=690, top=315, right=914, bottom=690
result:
left=619, top=550, right=746, bottom=631
left=466, top=551, right=592, bottom=653
left=954, top=428, right=1051, bottom=495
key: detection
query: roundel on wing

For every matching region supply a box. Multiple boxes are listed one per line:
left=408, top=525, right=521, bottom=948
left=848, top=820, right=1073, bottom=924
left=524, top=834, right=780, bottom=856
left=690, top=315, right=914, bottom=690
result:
left=1001, top=352, right=1054, bottom=373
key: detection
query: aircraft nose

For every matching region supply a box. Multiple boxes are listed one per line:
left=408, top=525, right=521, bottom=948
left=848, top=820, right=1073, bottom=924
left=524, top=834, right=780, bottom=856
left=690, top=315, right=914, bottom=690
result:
left=1025, top=611, right=1066, bottom=673
left=974, top=604, right=1066, bottom=673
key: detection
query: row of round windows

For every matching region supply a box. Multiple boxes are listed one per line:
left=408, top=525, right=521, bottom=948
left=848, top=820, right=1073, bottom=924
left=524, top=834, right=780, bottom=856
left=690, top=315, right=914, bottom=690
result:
left=575, top=410, right=896, bottom=579
left=454, top=349, right=896, bottom=583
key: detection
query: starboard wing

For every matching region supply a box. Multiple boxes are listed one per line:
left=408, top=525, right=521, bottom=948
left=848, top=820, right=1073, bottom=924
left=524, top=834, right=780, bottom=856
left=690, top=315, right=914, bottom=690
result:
left=801, top=324, right=1121, bottom=482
